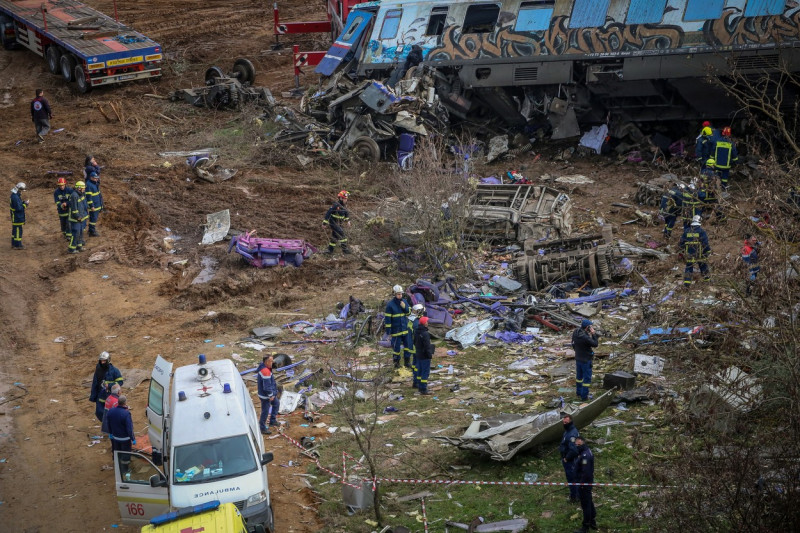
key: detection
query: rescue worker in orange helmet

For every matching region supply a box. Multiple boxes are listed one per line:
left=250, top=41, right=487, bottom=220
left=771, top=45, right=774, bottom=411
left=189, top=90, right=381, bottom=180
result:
left=53, top=177, right=73, bottom=240
left=713, top=126, right=738, bottom=190
left=323, top=190, right=351, bottom=255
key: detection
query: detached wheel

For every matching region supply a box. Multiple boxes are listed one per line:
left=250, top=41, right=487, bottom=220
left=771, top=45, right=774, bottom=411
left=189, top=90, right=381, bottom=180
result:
left=74, top=64, right=91, bottom=93
left=204, top=66, right=224, bottom=85
left=60, top=54, right=76, bottom=82
left=352, top=136, right=380, bottom=163
left=45, top=46, right=61, bottom=74
left=232, top=58, right=255, bottom=85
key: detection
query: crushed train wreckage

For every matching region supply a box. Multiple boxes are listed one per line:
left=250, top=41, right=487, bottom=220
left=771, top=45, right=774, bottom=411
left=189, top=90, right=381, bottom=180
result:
left=228, top=231, right=317, bottom=267
left=435, top=389, right=614, bottom=461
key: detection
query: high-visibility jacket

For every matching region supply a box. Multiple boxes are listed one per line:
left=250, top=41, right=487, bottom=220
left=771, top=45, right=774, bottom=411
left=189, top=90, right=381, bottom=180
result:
left=323, top=200, right=349, bottom=227
left=741, top=242, right=759, bottom=268
left=680, top=226, right=711, bottom=261
left=54, top=186, right=73, bottom=215
left=713, top=137, right=738, bottom=169
left=10, top=192, right=26, bottom=223
left=68, top=189, right=89, bottom=223
left=85, top=179, right=103, bottom=212
left=659, top=186, right=682, bottom=216
left=384, top=297, right=410, bottom=336
left=681, top=189, right=702, bottom=221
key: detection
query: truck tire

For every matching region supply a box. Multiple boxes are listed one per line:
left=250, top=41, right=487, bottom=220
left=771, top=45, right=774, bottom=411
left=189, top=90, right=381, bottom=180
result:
left=60, top=54, right=76, bottom=82
left=352, top=136, right=380, bottom=163
left=46, top=46, right=61, bottom=74
left=74, top=64, right=92, bottom=93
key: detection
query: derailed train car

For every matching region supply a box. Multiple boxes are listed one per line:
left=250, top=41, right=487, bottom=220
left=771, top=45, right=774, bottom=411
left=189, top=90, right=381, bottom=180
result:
left=316, top=0, right=800, bottom=133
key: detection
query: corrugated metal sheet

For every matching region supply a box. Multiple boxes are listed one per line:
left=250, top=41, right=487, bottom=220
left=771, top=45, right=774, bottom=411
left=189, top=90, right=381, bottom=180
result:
left=684, top=0, right=724, bottom=22
left=744, top=0, right=784, bottom=18
left=626, top=0, right=668, bottom=24
left=568, top=0, right=610, bottom=29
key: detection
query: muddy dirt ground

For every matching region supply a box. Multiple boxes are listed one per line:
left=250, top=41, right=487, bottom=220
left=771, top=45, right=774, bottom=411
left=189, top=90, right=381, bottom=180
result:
left=0, top=1, right=757, bottom=532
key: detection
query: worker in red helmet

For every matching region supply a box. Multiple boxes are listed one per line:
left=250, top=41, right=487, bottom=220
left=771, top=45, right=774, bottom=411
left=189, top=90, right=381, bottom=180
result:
left=53, top=177, right=73, bottom=240
left=323, top=190, right=351, bottom=255
left=714, top=127, right=738, bottom=190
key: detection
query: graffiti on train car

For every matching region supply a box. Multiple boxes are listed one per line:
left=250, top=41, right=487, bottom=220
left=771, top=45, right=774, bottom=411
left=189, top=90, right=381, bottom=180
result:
left=704, top=7, right=800, bottom=47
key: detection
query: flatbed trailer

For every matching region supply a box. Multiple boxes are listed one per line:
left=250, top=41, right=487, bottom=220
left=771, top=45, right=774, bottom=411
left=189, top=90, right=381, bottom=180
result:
left=0, top=0, right=162, bottom=92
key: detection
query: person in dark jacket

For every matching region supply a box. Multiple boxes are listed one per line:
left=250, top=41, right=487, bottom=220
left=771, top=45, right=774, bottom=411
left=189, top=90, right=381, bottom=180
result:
left=107, top=395, right=136, bottom=476
left=68, top=181, right=89, bottom=253
left=385, top=285, right=411, bottom=368
left=89, top=351, right=123, bottom=422
left=10, top=182, right=28, bottom=249
left=659, top=183, right=683, bottom=239
left=84, top=155, right=101, bottom=180
left=323, top=190, right=350, bottom=254
left=31, top=88, right=52, bottom=142
left=694, top=126, right=717, bottom=168
left=386, top=44, right=424, bottom=88
left=559, top=413, right=580, bottom=503
left=413, top=316, right=435, bottom=394
left=408, top=303, right=424, bottom=389
left=85, top=171, right=103, bottom=236
left=573, top=435, right=597, bottom=532
left=713, top=126, right=738, bottom=190
left=571, top=319, right=599, bottom=401
left=741, top=234, right=761, bottom=296
left=257, top=354, right=280, bottom=434
left=679, top=216, right=711, bottom=287
left=53, top=177, right=73, bottom=240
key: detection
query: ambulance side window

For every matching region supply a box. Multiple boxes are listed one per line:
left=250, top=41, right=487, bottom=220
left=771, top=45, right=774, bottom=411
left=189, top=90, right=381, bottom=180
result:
left=148, top=380, right=164, bottom=416
left=127, top=454, right=161, bottom=484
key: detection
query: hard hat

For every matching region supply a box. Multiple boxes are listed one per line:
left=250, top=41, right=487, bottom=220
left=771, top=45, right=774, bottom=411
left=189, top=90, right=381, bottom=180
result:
left=722, top=126, right=731, bottom=137
left=701, top=127, right=712, bottom=136
left=706, top=158, right=716, bottom=167
left=99, top=351, right=110, bottom=361
left=75, top=181, right=86, bottom=188
left=15, top=182, right=26, bottom=190
left=338, top=190, right=350, bottom=200
left=691, top=215, right=702, bottom=226
left=702, top=121, right=711, bottom=128
left=392, top=284, right=403, bottom=293
left=57, top=177, right=67, bottom=185
left=412, top=303, right=425, bottom=312
left=88, top=172, right=99, bottom=179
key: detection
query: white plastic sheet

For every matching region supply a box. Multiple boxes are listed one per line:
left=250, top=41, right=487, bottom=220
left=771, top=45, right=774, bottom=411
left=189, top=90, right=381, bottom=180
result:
left=445, top=319, right=494, bottom=347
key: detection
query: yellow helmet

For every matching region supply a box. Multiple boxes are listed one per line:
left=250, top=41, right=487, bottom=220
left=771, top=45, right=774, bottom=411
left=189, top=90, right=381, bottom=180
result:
left=705, top=158, right=716, bottom=167
left=701, top=127, right=712, bottom=136
left=75, top=181, right=86, bottom=188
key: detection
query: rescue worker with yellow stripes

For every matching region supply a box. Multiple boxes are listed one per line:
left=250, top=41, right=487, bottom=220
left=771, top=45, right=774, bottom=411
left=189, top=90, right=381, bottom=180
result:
left=53, top=177, right=73, bottom=240
left=713, top=126, right=738, bottom=190
left=680, top=182, right=702, bottom=229
left=679, top=215, right=711, bottom=287
left=68, top=181, right=89, bottom=254
left=384, top=285, right=411, bottom=369
left=408, top=303, right=424, bottom=388
left=659, top=182, right=684, bottom=239
left=323, top=190, right=350, bottom=254
left=10, top=182, right=28, bottom=250
left=699, top=159, right=725, bottom=223
left=85, top=170, right=103, bottom=236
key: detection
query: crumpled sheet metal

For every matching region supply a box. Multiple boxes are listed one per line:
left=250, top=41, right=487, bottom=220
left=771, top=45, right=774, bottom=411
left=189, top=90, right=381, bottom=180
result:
left=434, top=389, right=615, bottom=461
left=201, top=209, right=230, bottom=245
left=445, top=318, right=494, bottom=347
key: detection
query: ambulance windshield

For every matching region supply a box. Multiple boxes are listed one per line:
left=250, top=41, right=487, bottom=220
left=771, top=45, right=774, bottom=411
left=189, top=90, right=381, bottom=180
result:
left=173, top=434, right=257, bottom=484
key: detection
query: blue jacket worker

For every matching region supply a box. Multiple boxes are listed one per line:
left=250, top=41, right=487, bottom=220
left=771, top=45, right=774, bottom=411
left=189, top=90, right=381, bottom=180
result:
left=323, top=190, right=350, bottom=254
left=385, top=285, right=411, bottom=369
left=413, top=316, right=435, bottom=394
left=713, top=127, right=738, bottom=190
left=257, top=354, right=280, bottom=434
left=679, top=216, right=711, bottom=287
left=10, top=182, right=28, bottom=249
left=68, top=181, right=89, bottom=253
left=53, top=177, right=73, bottom=240
left=408, top=303, right=424, bottom=389
left=571, top=319, right=599, bottom=401
left=694, top=126, right=717, bottom=167
left=741, top=234, right=760, bottom=295
left=31, top=88, right=52, bottom=142
left=85, top=168, right=103, bottom=237
left=573, top=435, right=597, bottom=533
left=559, top=413, right=580, bottom=502
left=659, top=183, right=683, bottom=239
left=107, top=395, right=135, bottom=476
left=89, top=351, right=123, bottom=422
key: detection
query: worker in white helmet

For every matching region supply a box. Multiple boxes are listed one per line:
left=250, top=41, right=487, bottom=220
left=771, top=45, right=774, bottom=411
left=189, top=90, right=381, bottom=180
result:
left=384, top=285, right=411, bottom=369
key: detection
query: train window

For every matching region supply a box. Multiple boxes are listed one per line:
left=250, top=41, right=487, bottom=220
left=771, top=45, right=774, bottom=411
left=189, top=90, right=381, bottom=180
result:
left=744, top=0, right=784, bottom=17
left=515, top=1, right=555, bottom=32
left=342, top=16, right=364, bottom=40
left=568, top=0, right=610, bottom=29
left=462, top=3, right=500, bottom=34
left=379, top=9, right=402, bottom=40
left=683, top=0, right=724, bottom=22
left=425, top=6, right=449, bottom=36
left=626, top=0, right=667, bottom=25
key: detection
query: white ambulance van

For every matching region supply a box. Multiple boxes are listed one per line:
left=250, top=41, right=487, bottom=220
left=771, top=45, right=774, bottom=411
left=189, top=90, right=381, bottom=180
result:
left=113, top=355, right=275, bottom=532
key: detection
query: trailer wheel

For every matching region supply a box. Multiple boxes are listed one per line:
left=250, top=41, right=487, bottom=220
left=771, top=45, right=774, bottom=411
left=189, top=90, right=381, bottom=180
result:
left=204, top=66, right=225, bottom=86
left=74, top=64, right=91, bottom=93
left=45, top=46, right=61, bottom=74
left=352, top=136, right=380, bottom=163
left=60, top=54, right=76, bottom=82
left=232, top=58, right=256, bottom=85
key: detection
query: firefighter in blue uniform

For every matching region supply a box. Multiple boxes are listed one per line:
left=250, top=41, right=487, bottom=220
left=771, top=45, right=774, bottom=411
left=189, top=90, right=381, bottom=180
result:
left=413, top=316, right=435, bottom=394
left=679, top=215, right=711, bottom=287
left=53, top=177, right=73, bottom=240
left=89, top=351, right=124, bottom=422
left=559, top=413, right=580, bottom=503
left=659, top=182, right=683, bottom=239
left=713, top=127, right=738, bottom=190
left=384, top=285, right=411, bottom=369
left=695, top=126, right=717, bottom=168
left=68, top=181, right=89, bottom=253
left=85, top=171, right=103, bottom=236
left=741, top=234, right=761, bottom=296
left=323, top=190, right=350, bottom=254
left=573, top=435, right=597, bottom=532
left=408, top=303, right=424, bottom=389
left=699, top=159, right=724, bottom=223
left=10, top=182, right=28, bottom=249
left=680, top=182, right=702, bottom=229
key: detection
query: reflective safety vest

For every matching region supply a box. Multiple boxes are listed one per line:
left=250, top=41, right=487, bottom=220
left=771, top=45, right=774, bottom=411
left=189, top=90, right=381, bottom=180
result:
left=713, top=139, right=738, bottom=169
left=680, top=227, right=710, bottom=261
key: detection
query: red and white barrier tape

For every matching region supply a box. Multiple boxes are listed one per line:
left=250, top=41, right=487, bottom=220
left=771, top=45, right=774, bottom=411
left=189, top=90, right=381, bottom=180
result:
left=421, top=497, right=429, bottom=532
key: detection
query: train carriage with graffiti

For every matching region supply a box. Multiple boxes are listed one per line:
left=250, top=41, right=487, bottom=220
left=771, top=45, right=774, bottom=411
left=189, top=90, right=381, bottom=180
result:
left=317, top=0, right=800, bottom=132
